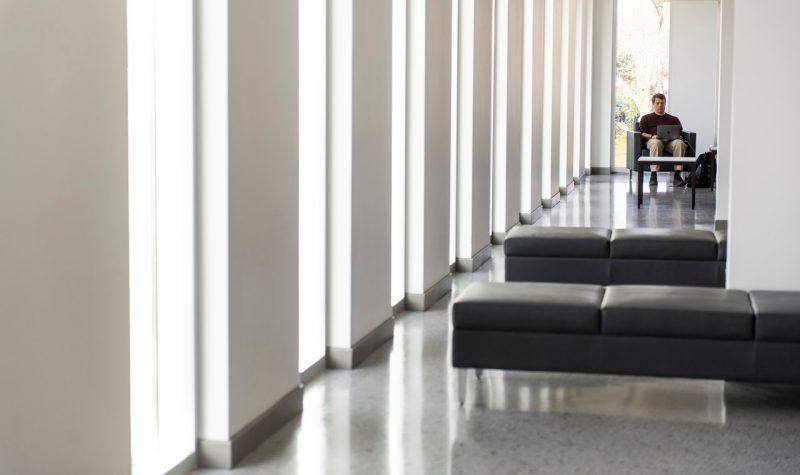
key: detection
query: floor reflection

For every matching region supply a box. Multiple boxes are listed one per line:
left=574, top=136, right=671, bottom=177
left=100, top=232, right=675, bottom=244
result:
left=467, top=371, right=727, bottom=425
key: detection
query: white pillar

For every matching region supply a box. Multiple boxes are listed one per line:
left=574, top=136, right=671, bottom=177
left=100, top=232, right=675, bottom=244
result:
left=572, top=0, right=585, bottom=183
left=715, top=0, right=734, bottom=227
left=196, top=0, right=301, bottom=467
left=589, top=0, right=614, bottom=172
left=0, top=1, right=129, bottom=473
left=558, top=0, right=576, bottom=195
left=406, top=0, right=453, bottom=310
left=582, top=0, right=594, bottom=174
left=327, top=0, right=393, bottom=368
left=492, top=0, right=524, bottom=240
left=542, top=0, right=563, bottom=206
left=727, top=0, right=800, bottom=291
left=456, top=0, right=493, bottom=271
left=521, top=0, right=547, bottom=222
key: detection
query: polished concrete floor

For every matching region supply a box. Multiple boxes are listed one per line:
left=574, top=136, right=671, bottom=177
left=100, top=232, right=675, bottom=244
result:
left=195, top=175, right=800, bottom=475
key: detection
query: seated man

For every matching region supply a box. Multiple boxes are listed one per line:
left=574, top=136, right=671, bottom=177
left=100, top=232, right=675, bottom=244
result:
left=639, top=93, right=688, bottom=187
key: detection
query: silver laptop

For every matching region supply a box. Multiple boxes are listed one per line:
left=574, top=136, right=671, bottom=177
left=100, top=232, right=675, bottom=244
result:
left=656, top=125, right=681, bottom=141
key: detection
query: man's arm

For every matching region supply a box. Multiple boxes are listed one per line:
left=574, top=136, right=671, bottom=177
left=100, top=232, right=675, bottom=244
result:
left=640, top=116, right=655, bottom=140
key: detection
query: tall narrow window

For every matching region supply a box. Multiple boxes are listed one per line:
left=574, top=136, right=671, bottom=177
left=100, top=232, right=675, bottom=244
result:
left=391, top=0, right=407, bottom=306
left=449, top=0, right=459, bottom=266
left=299, top=0, right=328, bottom=374
left=128, top=1, right=195, bottom=473
left=613, top=0, right=671, bottom=168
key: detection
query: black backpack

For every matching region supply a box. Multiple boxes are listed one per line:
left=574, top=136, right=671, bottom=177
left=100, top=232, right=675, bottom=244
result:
left=691, top=152, right=716, bottom=188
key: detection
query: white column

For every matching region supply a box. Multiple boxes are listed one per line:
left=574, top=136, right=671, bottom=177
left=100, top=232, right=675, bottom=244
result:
left=327, top=0, right=393, bottom=368
left=406, top=0, right=453, bottom=310
left=572, top=0, right=585, bottom=183
left=715, top=0, right=734, bottom=226
left=0, top=1, right=129, bottom=473
left=558, top=0, right=576, bottom=195
left=589, top=0, right=614, bottom=172
left=727, top=0, right=800, bottom=291
left=456, top=0, right=493, bottom=271
left=582, top=0, right=594, bottom=174
left=196, top=0, right=301, bottom=467
left=542, top=0, right=563, bottom=206
left=521, top=0, right=547, bottom=222
left=492, top=0, right=524, bottom=240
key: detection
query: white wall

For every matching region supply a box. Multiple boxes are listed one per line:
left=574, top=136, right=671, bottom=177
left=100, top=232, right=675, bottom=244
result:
left=727, top=0, right=800, bottom=291
left=457, top=0, right=492, bottom=260
left=329, top=0, right=393, bottom=349
left=492, top=0, right=524, bottom=233
left=0, top=0, right=130, bottom=473
left=406, top=0, right=452, bottom=297
left=669, top=0, right=719, bottom=156
left=715, top=0, right=734, bottom=223
left=197, top=0, right=300, bottom=442
left=589, top=0, right=613, bottom=170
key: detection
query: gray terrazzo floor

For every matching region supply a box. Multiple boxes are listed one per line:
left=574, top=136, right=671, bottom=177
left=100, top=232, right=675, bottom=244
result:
left=194, top=175, right=800, bottom=475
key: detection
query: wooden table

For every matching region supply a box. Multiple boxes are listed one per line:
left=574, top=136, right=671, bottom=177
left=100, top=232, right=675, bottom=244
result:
left=637, top=156, right=698, bottom=209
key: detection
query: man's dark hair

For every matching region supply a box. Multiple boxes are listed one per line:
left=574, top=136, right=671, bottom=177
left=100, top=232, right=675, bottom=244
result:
left=651, top=93, right=667, bottom=103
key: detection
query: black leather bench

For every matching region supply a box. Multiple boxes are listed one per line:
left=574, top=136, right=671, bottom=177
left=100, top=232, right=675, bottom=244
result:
left=505, top=226, right=726, bottom=287
left=451, top=282, right=800, bottom=403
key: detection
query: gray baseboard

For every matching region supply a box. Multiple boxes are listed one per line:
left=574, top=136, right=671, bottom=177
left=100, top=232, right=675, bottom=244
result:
left=559, top=181, right=575, bottom=196
left=573, top=176, right=581, bottom=185
left=326, top=316, right=394, bottom=369
left=455, top=244, right=492, bottom=273
left=520, top=206, right=543, bottom=225
left=715, top=219, right=728, bottom=231
left=490, top=232, right=505, bottom=245
left=300, top=355, right=326, bottom=384
left=406, top=272, right=453, bottom=311
left=542, top=192, right=561, bottom=209
left=449, top=262, right=456, bottom=273
left=591, top=167, right=611, bottom=175
left=391, top=298, right=406, bottom=316
left=165, top=452, right=197, bottom=475
left=197, top=386, right=303, bottom=469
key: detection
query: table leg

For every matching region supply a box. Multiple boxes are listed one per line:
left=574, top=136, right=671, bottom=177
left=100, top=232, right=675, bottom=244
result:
left=637, top=165, right=643, bottom=208
left=691, top=162, right=696, bottom=209
left=711, top=152, right=717, bottom=191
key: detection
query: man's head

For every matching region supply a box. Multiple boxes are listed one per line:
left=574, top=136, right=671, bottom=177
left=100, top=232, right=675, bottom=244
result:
left=651, top=93, right=667, bottom=115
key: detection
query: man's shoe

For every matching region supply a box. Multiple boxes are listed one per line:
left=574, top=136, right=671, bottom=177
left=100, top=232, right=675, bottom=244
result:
left=649, top=172, right=658, bottom=187
left=672, top=172, right=686, bottom=187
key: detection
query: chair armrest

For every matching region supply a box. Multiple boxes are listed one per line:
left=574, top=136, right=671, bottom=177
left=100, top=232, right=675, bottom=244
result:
left=626, top=130, right=642, bottom=170
left=681, top=131, right=697, bottom=155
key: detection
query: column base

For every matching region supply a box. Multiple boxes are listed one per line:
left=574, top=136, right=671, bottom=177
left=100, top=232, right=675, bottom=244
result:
left=326, top=316, right=395, bottom=369
left=406, top=272, right=453, bottom=311
left=455, top=244, right=493, bottom=273
left=197, top=386, right=303, bottom=469
left=542, top=192, right=561, bottom=209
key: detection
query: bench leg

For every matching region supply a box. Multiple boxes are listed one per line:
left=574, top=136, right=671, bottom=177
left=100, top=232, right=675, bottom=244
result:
left=457, top=368, right=467, bottom=405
